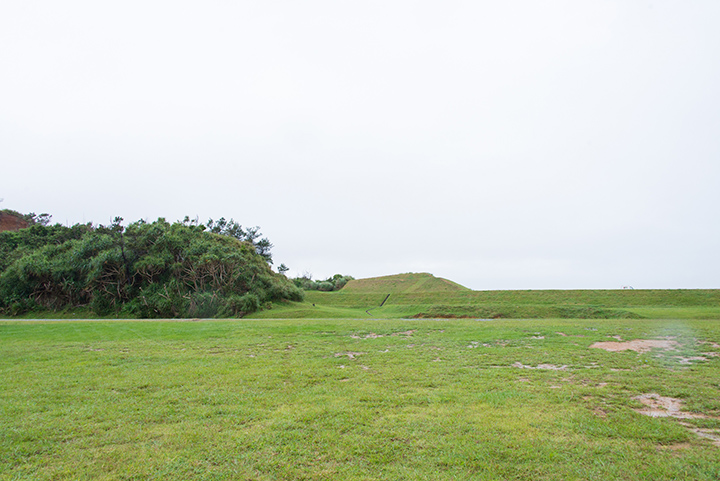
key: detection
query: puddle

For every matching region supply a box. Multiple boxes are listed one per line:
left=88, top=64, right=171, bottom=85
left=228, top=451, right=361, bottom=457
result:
left=590, top=339, right=678, bottom=353
left=513, top=362, right=568, bottom=371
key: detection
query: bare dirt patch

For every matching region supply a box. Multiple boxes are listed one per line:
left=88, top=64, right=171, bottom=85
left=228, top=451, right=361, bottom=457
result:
left=513, top=362, right=568, bottom=371
left=590, top=339, right=678, bottom=353
left=679, top=425, right=720, bottom=446
left=351, top=330, right=416, bottom=339
left=350, top=333, right=384, bottom=339
left=634, top=394, right=704, bottom=419
left=674, top=356, right=710, bottom=365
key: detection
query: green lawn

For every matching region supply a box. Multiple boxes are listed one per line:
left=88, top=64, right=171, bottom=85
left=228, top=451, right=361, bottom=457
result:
left=2, top=318, right=719, bottom=480
left=291, top=288, right=720, bottom=320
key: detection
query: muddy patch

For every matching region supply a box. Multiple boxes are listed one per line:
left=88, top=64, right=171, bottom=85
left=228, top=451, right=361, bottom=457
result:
left=513, top=362, right=568, bottom=371
left=590, top=339, right=678, bottom=353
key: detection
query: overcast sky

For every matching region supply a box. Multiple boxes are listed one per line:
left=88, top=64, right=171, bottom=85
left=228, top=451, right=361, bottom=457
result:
left=2, top=1, right=719, bottom=290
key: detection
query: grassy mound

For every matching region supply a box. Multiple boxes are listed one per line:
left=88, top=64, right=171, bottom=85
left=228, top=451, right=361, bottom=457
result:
left=342, top=272, right=469, bottom=294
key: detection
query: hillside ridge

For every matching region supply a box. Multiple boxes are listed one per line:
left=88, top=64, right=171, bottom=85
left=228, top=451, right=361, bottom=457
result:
left=342, top=272, right=469, bottom=294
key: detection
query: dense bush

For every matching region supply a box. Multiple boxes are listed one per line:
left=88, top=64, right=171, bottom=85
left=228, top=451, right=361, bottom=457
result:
left=292, top=274, right=354, bottom=292
left=0, top=217, right=302, bottom=318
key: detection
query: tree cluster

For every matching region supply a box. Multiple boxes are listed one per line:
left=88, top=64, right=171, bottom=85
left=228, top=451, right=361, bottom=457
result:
left=292, top=274, right=354, bottom=292
left=0, top=216, right=302, bottom=318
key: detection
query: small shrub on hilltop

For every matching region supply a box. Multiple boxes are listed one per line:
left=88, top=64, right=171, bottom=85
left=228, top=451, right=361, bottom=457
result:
left=292, top=273, right=354, bottom=292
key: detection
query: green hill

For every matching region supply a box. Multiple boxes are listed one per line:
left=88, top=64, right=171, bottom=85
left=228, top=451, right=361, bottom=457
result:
left=252, top=273, right=720, bottom=320
left=342, top=272, right=469, bottom=294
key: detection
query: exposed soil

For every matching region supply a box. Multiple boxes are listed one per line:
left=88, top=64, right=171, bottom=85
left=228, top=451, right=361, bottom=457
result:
left=590, top=339, right=678, bottom=353
left=350, top=330, right=415, bottom=340
left=512, top=362, right=568, bottom=371
left=0, top=212, right=29, bottom=232
left=678, top=424, right=720, bottom=446
left=634, top=394, right=703, bottom=419
left=674, top=356, right=710, bottom=365
left=350, top=333, right=383, bottom=339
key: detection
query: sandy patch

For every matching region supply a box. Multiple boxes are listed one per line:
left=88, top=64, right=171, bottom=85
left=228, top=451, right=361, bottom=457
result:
left=634, top=394, right=704, bottom=419
left=687, top=428, right=720, bottom=446
left=350, top=333, right=384, bottom=339
left=590, top=339, right=678, bottom=353
left=674, top=356, right=710, bottom=365
left=513, top=362, right=568, bottom=371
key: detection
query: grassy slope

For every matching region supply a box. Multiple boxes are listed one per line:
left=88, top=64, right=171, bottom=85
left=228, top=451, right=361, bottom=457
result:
left=2, top=318, right=719, bottom=480
left=252, top=273, right=720, bottom=320
left=341, top=272, right=469, bottom=294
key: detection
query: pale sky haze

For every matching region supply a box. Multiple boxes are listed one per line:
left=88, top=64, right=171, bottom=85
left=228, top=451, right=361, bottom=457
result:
left=1, top=1, right=718, bottom=289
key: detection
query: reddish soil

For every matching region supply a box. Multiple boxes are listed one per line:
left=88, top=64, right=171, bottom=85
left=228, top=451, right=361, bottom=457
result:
left=0, top=212, right=29, bottom=232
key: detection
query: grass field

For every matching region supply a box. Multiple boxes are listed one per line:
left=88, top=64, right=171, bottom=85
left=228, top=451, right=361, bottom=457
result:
left=251, top=273, right=720, bottom=320
left=2, top=318, right=719, bottom=480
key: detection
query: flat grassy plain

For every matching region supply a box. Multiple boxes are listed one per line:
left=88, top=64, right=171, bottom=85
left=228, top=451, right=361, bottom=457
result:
left=2, top=318, right=719, bottom=480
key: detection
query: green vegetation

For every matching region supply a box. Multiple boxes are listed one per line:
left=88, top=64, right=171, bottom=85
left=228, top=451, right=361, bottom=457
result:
left=342, top=272, right=469, bottom=294
left=0, top=208, right=52, bottom=227
left=292, top=273, right=355, bottom=291
left=1, top=318, right=719, bottom=480
left=257, top=273, right=720, bottom=320
left=0, top=217, right=302, bottom=318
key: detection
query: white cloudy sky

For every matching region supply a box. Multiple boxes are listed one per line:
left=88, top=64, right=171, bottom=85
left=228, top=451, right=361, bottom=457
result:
left=2, top=1, right=719, bottom=289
